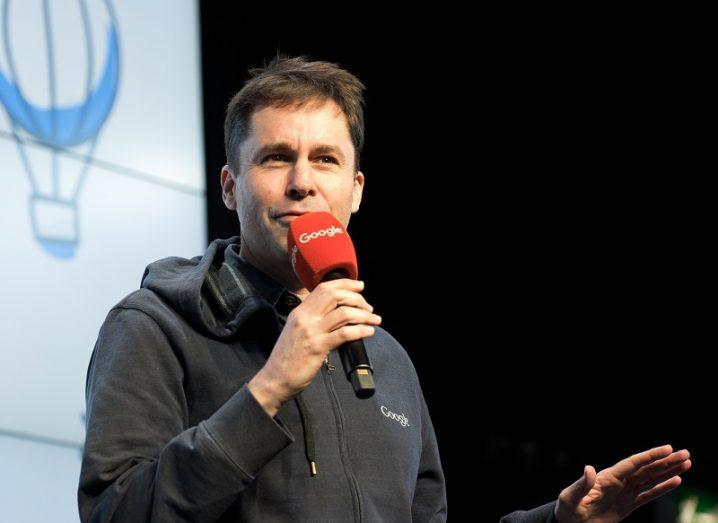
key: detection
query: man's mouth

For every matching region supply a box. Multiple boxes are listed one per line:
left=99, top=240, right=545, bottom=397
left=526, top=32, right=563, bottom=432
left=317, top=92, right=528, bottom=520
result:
left=275, top=214, right=301, bottom=224
left=273, top=210, right=311, bottom=224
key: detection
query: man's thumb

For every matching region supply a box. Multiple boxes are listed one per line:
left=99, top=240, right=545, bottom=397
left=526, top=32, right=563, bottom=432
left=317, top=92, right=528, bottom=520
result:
left=564, top=465, right=597, bottom=505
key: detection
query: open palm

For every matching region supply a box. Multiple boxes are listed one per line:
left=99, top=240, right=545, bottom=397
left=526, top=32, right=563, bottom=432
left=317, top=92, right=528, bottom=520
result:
left=554, top=445, right=692, bottom=523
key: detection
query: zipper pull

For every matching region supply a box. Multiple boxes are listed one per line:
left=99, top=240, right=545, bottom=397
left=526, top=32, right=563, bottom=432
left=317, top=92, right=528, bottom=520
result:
left=324, top=357, right=336, bottom=373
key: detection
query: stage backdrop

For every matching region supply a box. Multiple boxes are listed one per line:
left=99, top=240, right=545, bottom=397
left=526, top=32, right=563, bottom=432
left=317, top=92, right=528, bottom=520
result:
left=0, top=1, right=205, bottom=520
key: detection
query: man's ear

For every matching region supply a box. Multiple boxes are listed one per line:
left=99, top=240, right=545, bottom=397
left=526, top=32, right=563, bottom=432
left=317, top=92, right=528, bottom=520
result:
left=220, top=165, right=237, bottom=211
left=351, top=170, right=365, bottom=214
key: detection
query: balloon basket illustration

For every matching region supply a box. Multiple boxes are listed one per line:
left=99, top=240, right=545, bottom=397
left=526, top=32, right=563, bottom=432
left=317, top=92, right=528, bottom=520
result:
left=0, top=0, right=120, bottom=259
left=29, top=194, right=80, bottom=258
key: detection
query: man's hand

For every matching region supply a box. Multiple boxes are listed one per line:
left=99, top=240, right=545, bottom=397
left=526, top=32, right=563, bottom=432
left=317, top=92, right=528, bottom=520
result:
left=554, top=444, right=692, bottom=523
left=248, top=278, right=382, bottom=417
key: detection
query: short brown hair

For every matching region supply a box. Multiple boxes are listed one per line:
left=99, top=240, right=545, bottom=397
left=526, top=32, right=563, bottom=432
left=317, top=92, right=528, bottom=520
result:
left=224, top=55, right=366, bottom=173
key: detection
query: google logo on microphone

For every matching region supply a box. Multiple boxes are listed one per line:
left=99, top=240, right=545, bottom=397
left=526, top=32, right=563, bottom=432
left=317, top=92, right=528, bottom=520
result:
left=299, top=225, right=344, bottom=243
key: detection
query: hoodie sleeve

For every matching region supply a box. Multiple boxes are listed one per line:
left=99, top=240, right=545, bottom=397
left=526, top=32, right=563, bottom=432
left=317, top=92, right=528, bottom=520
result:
left=499, top=501, right=558, bottom=522
left=411, top=387, right=448, bottom=522
left=78, top=306, right=295, bottom=522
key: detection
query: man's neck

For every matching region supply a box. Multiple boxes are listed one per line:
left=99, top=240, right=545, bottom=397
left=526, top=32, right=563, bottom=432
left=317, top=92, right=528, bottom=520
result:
left=239, top=241, right=310, bottom=301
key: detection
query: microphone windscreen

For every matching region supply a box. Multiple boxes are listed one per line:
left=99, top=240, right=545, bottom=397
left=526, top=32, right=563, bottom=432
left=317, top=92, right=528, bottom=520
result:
left=287, top=211, right=358, bottom=291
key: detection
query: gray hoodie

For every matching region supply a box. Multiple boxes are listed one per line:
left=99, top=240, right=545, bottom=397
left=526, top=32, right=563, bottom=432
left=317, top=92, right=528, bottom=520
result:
left=500, top=502, right=558, bottom=522
left=78, top=236, right=447, bottom=522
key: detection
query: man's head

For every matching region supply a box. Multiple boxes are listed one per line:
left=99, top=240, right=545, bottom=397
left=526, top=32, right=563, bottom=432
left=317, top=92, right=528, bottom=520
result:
left=219, top=56, right=367, bottom=292
left=223, top=55, right=366, bottom=174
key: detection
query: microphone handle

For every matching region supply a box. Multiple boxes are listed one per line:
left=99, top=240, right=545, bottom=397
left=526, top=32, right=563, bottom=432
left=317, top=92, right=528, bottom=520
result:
left=322, top=269, right=376, bottom=398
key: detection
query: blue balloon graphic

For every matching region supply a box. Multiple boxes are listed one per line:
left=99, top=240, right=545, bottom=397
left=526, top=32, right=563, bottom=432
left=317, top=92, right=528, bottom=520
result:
left=0, top=29, right=119, bottom=148
left=0, top=0, right=120, bottom=259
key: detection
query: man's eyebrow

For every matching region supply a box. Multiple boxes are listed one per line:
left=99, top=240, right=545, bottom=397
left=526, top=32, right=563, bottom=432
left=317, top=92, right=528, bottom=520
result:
left=251, top=143, right=295, bottom=162
left=251, top=143, right=345, bottom=162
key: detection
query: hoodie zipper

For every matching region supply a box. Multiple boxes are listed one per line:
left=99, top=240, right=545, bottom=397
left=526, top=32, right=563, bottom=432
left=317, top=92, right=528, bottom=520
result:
left=323, top=357, right=363, bottom=523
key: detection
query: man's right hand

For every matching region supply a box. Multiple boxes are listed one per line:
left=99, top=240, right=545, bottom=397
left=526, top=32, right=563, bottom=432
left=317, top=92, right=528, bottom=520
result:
left=247, top=278, right=382, bottom=417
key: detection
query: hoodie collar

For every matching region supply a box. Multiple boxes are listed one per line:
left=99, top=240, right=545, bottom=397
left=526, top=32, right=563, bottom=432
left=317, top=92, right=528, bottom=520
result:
left=140, top=236, right=292, bottom=339
left=222, top=242, right=290, bottom=313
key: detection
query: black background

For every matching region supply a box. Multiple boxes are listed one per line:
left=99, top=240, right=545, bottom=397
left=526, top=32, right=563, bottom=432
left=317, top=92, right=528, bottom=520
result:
left=200, top=4, right=713, bottom=521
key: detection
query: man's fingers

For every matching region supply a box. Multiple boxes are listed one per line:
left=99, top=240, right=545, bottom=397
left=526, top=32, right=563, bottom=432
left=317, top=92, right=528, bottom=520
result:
left=635, top=459, right=692, bottom=494
left=634, top=476, right=683, bottom=508
left=320, top=305, right=382, bottom=332
left=312, top=285, right=373, bottom=315
left=317, top=278, right=365, bottom=296
left=632, top=449, right=691, bottom=485
left=325, top=323, right=376, bottom=348
left=562, top=465, right=597, bottom=506
left=611, top=444, right=673, bottom=478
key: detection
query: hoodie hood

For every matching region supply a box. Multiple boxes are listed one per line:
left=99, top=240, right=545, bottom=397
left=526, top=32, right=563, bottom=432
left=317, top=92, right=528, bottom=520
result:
left=140, top=236, right=279, bottom=340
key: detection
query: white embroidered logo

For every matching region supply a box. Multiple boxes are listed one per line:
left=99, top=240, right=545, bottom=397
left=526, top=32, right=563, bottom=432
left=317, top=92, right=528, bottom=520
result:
left=381, top=405, right=410, bottom=427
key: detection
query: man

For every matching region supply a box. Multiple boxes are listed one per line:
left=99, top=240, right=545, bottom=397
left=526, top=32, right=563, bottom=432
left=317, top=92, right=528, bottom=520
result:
left=78, top=56, right=690, bottom=522
left=78, top=56, right=446, bottom=522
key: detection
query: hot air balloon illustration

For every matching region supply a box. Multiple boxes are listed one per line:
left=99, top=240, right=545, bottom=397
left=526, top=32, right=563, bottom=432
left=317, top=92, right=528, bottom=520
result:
left=0, top=0, right=120, bottom=259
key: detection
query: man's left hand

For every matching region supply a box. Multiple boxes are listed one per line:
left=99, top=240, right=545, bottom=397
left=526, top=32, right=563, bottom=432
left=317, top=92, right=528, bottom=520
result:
left=554, top=444, right=691, bottom=523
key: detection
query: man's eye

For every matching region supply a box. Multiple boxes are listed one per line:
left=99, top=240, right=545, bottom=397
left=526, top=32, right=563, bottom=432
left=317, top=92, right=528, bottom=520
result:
left=318, top=156, right=338, bottom=164
left=262, top=154, right=287, bottom=163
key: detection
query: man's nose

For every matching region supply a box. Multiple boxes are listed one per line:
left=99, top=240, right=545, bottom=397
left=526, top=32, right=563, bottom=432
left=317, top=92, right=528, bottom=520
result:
left=286, top=158, right=316, bottom=198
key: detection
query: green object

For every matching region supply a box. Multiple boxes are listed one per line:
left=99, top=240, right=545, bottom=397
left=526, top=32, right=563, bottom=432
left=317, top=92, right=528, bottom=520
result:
left=677, top=487, right=718, bottom=523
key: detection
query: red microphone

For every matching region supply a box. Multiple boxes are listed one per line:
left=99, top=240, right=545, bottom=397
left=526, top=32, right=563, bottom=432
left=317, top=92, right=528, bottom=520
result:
left=287, top=211, right=375, bottom=398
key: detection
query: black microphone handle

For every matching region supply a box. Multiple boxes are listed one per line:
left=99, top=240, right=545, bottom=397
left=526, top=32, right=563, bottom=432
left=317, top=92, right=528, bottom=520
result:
left=321, top=269, right=376, bottom=398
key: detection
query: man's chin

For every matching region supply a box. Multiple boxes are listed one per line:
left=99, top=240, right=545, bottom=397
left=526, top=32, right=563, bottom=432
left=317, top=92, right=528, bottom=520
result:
left=269, top=230, right=289, bottom=256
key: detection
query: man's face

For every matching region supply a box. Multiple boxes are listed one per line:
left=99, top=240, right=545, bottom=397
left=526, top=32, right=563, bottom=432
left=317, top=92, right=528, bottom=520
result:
left=220, top=98, right=364, bottom=275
